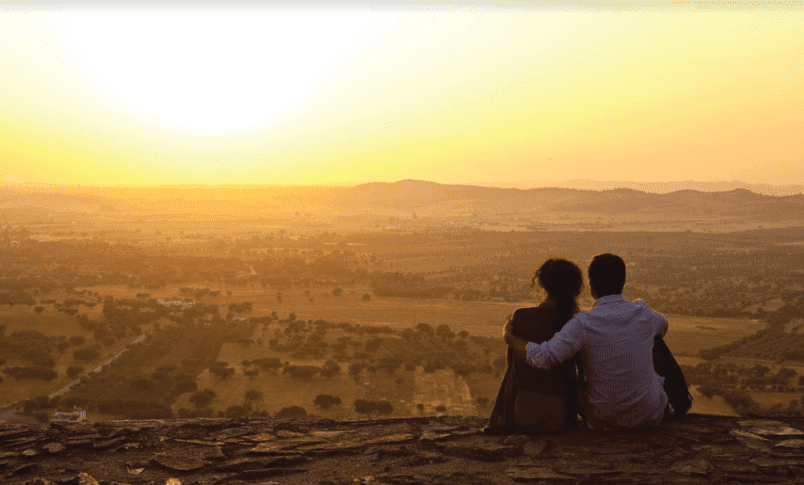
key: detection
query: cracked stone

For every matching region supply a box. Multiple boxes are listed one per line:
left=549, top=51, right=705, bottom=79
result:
left=730, top=430, right=769, bottom=441
left=198, top=446, right=227, bottom=460
left=521, top=440, right=548, bottom=456
left=671, top=458, right=713, bottom=475
left=76, top=472, right=100, bottom=485
left=503, top=435, right=531, bottom=446
left=152, top=453, right=209, bottom=471
left=505, top=466, right=575, bottom=481
left=174, top=438, right=226, bottom=446
left=250, top=437, right=326, bottom=454
left=212, top=456, right=305, bottom=472
left=66, top=439, right=94, bottom=447
left=418, top=430, right=453, bottom=442
left=238, top=467, right=308, bottom=478
left=212, top=426, right=256, bottom=439
left=365, top=433, right=414, bottom=445
left=775, top=440, right=804, bottom=449
left=43, top=443, right=65, bottom=453
left=92, top=437, right=128, bottom=449
left=750, top=458, right=804, bottom=467
left=12, top=463, right=37, bottom=475
left=435, top=435, right=513, bottom=460
left=242, top=433, right=277, bottom=442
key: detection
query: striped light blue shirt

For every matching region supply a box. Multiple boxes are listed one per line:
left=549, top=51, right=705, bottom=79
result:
left=525, top=294, right=669, bottom=429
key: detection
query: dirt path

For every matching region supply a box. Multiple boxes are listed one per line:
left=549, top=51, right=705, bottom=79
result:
left=413, top=369, right=477, bottom=416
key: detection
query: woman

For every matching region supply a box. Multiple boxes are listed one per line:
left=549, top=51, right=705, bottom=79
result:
left=484, top=258, right=584, bottom=434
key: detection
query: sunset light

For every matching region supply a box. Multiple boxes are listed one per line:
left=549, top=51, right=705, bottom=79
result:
left=64, top=10, right=393, bottom=132
left=1, top=3, right=802, bottom=186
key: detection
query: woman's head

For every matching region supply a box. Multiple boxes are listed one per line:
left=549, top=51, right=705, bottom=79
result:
left=531, top=258, right=583, bottom=302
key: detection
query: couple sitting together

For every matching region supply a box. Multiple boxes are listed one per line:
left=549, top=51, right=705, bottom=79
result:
left=486, top=253, right=692, bottom=434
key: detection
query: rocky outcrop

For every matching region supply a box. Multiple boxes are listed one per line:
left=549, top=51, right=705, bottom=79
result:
left=2, top=413, right=804, bottom=484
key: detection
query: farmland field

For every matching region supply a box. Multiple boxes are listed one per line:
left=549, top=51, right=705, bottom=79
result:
left=1, top=283, right=772, bottom=418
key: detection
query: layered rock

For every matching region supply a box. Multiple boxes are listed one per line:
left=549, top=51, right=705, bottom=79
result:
left=1, top=414, right=804, bottom=484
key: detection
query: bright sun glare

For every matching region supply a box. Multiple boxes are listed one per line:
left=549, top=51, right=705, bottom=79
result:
left=65, top=10, right=387, bottom=133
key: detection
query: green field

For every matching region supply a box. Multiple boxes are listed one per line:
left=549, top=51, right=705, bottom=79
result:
left=1, top=284, right=771, bottom=418
left=0, top=304, right=143, bottom=408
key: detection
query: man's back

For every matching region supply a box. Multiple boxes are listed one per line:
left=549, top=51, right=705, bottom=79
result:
left=579, top=295, right=669, bottom=429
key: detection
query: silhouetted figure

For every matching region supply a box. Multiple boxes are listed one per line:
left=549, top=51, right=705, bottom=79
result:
left=504, top=253, right=691, bottom=431
left=484, top=258, right=584, bottom=435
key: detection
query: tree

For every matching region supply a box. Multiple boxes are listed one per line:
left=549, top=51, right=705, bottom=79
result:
left=435, top=324, right=455, bottom=340
left=189, top=389, right=217, bottom=408
left=361, top=294, right=371, bottom=301
left=66, top=365, right=84, bottom=379
left=313, top=394, right=342, bottom=410
left=353, top=399, right=393, bottom=419
left=283, top=365, right=321, bottom=380
left=243, top=389, right=264, bottom=409
left=209, top=362, right=235, bottom=381
left=72, top=347, right=101, bottom=362
left=321, top=360, right=341, bottom=379
left=348, top=362, right=368, bottom=382
left=252, top=357, right=283, bottom=373
left=375, top=358, right=402, bottom=375
left=225, top=405, right=249, bottom=418
left=450, top=361, right=475, bottom=377
left=69, top=336, right=86, bottom=346
left=275, top=405, right=307, bottom=419
left=34, top=306, right=45, bottom=314
left=415, top=323, right=435, bottom=339
left=331, top=287, right=343, bottom=297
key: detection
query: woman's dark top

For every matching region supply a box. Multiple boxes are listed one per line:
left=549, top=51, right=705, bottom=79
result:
left=486, top=301, right=581, bottom=433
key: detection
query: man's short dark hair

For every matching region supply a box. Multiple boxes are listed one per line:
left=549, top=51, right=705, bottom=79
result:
left=588, top=253, right=626, bottom=298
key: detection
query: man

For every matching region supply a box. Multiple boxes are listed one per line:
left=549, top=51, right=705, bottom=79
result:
left=504, top=253, right=669, bottom=430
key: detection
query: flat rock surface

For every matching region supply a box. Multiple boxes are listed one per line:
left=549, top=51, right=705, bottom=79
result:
left=2, top=413, right=804, bottom=484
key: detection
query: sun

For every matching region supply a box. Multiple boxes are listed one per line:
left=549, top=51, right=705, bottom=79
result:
left=64, top=9, right=385, bottom=133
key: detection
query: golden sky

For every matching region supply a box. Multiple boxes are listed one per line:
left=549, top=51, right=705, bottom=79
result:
left=1, top=2, right=802, bottom=187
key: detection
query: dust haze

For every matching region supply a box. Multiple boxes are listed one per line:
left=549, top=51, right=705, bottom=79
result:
left=2, top=181, right=804, bottom=422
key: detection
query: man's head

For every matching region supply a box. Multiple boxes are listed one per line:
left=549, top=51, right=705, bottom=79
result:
left=588, top=253, right=626, bottom=299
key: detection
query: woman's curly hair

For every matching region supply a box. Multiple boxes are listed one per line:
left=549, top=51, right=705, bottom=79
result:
left=531, top=258, right=584, bottom=329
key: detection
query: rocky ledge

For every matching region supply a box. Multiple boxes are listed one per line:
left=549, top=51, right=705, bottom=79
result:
left=2, top=413, right=804, bottom=484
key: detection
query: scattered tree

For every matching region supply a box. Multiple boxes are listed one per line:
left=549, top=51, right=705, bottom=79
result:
left=313, top=394, right=342, bottom=410
left=244, top=389, right=264, bottom=409
left=189, top=389, right=217, bottom=408
left=275, top=405, right=307, bottom=419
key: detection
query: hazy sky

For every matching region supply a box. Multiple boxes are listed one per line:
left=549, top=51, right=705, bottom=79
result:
left=1, top=2, right=802, bottom=187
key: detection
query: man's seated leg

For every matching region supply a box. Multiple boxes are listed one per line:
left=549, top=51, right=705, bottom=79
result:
left=653, top=336, right=693, bottom=417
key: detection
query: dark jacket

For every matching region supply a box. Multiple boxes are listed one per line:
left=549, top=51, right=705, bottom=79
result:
left=486, top=303, right=581, bottom=432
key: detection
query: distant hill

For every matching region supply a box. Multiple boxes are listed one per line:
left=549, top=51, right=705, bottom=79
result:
left=331, top=180, right=804, bottom=222
left=2, top=180, right=804, bottom=222
left=480, top=179, right=804, bottom=197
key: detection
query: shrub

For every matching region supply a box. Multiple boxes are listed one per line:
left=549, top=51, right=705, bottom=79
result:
left=73, top=347, right=100, bottom=362
left=225, top=405, right=249, bottom=418
left=275, top=405, right=307, bottom=419
left=189, top=389, right=217, bottom=408
left=353, top=399, right=393, bottom=419
left=66, top=366, right=84, bottom=379
left=2, top=366, right=58, bottom=381
left=69, top=336, right=86, bottom=346
left=172, top=380, right=198, bottom=394
left=283, top=365, right=321, bottom=380
left=313, top=394, right=342, bottom=410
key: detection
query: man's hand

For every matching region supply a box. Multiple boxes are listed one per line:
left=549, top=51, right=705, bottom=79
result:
left=503, top=313, right=514, bottom=342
